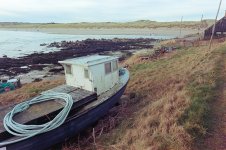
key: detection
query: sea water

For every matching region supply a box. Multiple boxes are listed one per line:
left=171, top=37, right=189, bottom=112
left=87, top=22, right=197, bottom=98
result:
left=0, top=30, right=174, bottom=58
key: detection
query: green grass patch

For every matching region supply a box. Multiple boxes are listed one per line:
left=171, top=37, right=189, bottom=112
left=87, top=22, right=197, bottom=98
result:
left=28, top=88, right=43, bottom=94
left=178, top=46, right=226, bottom=139
left=179, top=82, right=216, bottom=137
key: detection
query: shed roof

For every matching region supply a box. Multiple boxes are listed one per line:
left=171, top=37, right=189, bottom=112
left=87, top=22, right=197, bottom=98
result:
left=59, top=55, right=118, bottom=67
left=203, top=14, right=226, bottom=40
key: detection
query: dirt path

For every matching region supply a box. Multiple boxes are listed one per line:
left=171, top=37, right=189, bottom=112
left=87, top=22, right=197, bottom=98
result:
left=204, top=53, right=226, bottom=150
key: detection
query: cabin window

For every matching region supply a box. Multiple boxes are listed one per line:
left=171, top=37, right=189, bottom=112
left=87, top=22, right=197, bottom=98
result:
left=105, top=62, right=112, bottom=75
left=112, top=60, right=118, bottom=72
left=65, top=64, right=72, bottom=74
left=223, top=32, right=226, bottom=35
left=84, top=69, right=89, bottom=79
left=216, top=32, right=222, bottom=35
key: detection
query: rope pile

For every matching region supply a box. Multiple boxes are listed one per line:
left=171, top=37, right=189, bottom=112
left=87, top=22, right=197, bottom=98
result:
left=0, top=91, right=73, bottom=146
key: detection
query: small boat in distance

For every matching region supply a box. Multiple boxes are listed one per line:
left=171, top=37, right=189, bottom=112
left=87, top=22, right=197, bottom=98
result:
left=0, top=55, right=129, bottom=150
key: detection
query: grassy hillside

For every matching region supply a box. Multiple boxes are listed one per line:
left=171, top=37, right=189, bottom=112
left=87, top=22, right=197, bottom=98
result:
left=90, top=42, right=226, bottom=150
left=0, top=20, right=214, bottom=29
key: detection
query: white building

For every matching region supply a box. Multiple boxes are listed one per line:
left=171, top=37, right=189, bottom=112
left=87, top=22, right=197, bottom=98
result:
left=59, top=55, right=119, bottom=95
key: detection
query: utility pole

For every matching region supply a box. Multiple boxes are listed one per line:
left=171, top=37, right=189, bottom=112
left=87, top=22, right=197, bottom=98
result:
left=179, top=16, right=183, bottom=38
left=198, top=14, right=203, bottom=37
left=197, top=14, right=204, bottom=42
left=209, top=0, right=223, bottom=49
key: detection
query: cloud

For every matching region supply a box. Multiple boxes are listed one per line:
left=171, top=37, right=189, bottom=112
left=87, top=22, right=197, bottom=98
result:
left=0, top=0, right=225, bottom=22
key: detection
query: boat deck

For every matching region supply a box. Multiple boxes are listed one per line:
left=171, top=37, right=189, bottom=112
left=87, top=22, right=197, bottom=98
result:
left=0, top=85, right=97, bottom=140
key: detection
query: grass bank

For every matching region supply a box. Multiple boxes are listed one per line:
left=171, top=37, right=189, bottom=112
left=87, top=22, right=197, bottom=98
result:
left=94, top=42, right=226, bottom=150
left=178, top=46, right=226, bottom=139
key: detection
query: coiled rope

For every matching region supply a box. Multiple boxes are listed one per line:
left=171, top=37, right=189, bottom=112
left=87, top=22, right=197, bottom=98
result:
left=0, top=91, right=73, bottom=146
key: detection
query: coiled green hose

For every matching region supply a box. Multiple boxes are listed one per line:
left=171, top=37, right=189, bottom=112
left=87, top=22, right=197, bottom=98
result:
left=0, top=91, right=73, bottom=146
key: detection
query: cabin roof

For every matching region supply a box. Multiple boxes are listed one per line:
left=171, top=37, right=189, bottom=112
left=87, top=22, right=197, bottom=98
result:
left=204, top=14, right=226, bottom=39
left=59, top=55, right=118, bottom=67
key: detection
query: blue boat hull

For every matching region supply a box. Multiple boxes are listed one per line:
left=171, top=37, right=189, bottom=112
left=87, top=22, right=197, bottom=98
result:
left=5, top=82, right=128, bottom=150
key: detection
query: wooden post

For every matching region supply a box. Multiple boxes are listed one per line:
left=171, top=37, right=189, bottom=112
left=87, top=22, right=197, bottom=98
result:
left=198, top=14, right=204, bottom=40
left=179, top=16, right=183, bottom=38
left=209, top=0, right=223, bottom=49
left=92, top=128, right=96, bottom=146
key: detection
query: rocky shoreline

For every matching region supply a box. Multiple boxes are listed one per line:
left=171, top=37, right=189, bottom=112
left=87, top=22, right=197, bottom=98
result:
left=0, top=38, right=156, bottom=77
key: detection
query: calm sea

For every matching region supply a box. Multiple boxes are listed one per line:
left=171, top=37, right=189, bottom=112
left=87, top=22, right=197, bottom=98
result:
left=0, top=30, right=173, bottom=58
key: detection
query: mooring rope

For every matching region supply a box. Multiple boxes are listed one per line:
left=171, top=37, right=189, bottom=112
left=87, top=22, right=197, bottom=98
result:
left=0, top=91, right=73, bottom=146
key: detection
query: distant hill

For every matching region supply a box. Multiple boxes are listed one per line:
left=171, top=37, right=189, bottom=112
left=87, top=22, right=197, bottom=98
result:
left=0, top=20, right=215, bottom=29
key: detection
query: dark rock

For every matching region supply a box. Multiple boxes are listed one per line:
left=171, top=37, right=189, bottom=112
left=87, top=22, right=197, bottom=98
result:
left=129, top=92, right=136, bottom=99
left=9, top=67, right=30, bottom=74
left=43, top=75, right=49, bottom=78
left=49, top=67, right=64, bottom=73
left=33, top=78, right=42, bottom=82
left=29, top=64, right=47, bottom=71
left=40, top=43, right=47, bottom=46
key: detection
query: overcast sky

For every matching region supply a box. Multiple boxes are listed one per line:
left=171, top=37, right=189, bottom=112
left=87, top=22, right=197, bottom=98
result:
left=0, top=0, right=225, bottom=23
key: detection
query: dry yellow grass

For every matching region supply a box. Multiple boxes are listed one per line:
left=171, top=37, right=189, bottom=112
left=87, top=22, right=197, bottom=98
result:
left=0, top=77, right=65, bottom=106
left=95, top=42, right=226, bottom=150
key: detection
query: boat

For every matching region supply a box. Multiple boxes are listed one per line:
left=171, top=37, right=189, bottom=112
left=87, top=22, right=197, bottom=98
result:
left=0, top=78, right=21, bottom=94
left=0, top=55, right=129, bottom=150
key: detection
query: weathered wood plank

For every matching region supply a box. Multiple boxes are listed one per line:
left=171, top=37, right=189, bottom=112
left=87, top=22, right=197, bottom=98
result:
left=49, top=84, right=78, bottom=93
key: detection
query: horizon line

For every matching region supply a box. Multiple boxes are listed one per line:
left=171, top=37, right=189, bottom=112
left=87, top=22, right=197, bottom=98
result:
left=0, top=19, right=216, bottom=24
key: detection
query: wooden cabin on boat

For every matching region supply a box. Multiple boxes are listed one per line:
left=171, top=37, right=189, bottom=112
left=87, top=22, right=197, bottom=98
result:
left=204, top=11, right=226, bottom=40
left=59, top=55, right=119, bottom=95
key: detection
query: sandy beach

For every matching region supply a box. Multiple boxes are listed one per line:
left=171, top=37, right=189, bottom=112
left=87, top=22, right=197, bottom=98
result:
left=0, top=27, right=201, bottom=37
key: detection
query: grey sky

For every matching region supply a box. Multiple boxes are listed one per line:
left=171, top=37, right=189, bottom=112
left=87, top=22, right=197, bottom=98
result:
left=0, top=0, right=225, bottom=23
